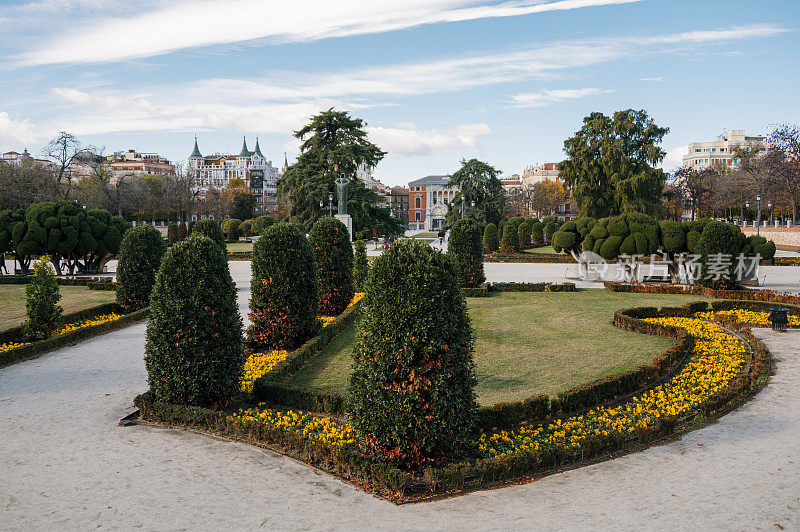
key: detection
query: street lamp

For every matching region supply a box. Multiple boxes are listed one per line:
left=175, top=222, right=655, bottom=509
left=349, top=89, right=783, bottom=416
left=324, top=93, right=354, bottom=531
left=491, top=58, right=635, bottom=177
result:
left=328, top=193, right=333, bottom=216
left=747, top=195, right=770, bottom=236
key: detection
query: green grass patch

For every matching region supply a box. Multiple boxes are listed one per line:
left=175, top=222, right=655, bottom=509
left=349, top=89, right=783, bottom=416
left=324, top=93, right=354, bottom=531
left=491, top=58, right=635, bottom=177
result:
left=524, top=245, right=559, bottom=254
left=0, top=284, right=117, bottom=332
left=226, top=242, right=254, bottom=253
left=287, top=290, right=711, bottom=406
left=409, top=232, right=438, bottom=239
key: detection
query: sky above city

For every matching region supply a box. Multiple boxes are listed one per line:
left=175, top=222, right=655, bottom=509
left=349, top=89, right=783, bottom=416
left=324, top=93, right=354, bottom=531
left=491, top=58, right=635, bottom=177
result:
left=0, top=0, right=798, bottom=187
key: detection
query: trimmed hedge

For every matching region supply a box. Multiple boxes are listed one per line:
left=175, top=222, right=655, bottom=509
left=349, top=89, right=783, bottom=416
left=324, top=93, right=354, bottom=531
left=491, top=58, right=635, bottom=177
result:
left=247, top=222, right=320, bottom=350
left=222, top=218, right=242, bottom=243
left=145, top=235, right=244, bottom=407
left=23, top=258, right=62, bottom=340
left=309, top=217, right=354, bottom=316
left=489, top=282, right=576, bottom=292
left=448, top=218, right=485, bottom=287
left=604, top=281, right=800, bottom=306
left=190, top=219, right=225, bottom=248
left=483, top=251, right=575, bottom=263
left=483, top=223, right=499, bottom=252
left=116, top=224, right=167, bottom=311
left=348, top=239, right=478, bottom=469
left=353, top=239, right=369, bottom=292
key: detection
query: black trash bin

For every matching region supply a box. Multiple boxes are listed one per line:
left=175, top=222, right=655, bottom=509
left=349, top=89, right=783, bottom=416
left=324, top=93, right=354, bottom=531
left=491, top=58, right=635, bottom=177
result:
left=768, top=308, right=789, bottom=332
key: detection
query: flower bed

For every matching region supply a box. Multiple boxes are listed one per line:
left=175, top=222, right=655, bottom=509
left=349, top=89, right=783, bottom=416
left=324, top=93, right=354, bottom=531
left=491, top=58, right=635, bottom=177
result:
left=696, top=308, right=800, bottom=328
left=484, top=252, right=575, bottom=263
left=605, top=281, right=800, bottom=306
left=134, top=302, right=771, bottom=502
left=0, top=303, right=148, bottom=368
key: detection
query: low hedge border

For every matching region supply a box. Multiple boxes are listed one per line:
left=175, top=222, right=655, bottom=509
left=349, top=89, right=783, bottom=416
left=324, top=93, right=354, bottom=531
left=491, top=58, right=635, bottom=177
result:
left=227, top=251, right=252, bottom=261
left=484, top=252, right=575, bottom=263
left=488, top=282, right=576, bottom=293
left=604, top=281, right=800, bottom=306
left=0, top=303, right=148, bottom=369
left=0, top=275, right=114, bottom=286
left=131, top=306, right=771, bottom=502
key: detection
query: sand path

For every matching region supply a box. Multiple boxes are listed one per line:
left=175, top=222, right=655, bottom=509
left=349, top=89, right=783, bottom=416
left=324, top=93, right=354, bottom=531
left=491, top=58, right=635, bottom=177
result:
left=1, top=264, right=798, bottom=530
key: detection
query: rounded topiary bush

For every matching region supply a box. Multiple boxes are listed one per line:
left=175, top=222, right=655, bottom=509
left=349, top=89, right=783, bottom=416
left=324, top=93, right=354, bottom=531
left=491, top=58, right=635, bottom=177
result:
left=448, top=218, right=485, bottom=287
left=544, top=220, right=557, bottom=243
left=348, top=239, right=477, bottom=470
left=517, top=220, right=532, bottom=249
left=239, top=220, right=252, bottom=239
left=500, top=222, right=518, bottom=253
left=353, top=239, right=369, bottom=291
left=167, top=223, right=179, bottom=245
left=222, top=218, right=242, bottom=243
left=483, top=223, right=499, bottom=252
left=176, top=223, right=188, bottom=242
left=190, top=219, right=225, bottom=248
left=116, top=224, right=167, bottom=311
left=531, top=221, right=544, bottom=245
left=696, top=220, right=742, bottom=284
left=660, top=220, right=686, bottom=254
left=24, top=257, right=62, bottom=340
left=248, top=222, right=320, bottom=349
left=144, top=235, right=244, bottom=406
left=252, top=215, right=275, bottom=235
left=309, top=217, right=354, bottom=316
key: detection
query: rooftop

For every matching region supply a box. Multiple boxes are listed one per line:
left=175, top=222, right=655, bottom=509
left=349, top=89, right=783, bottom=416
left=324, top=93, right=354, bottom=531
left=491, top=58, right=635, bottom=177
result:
left=408, top=174, right=451, bottom=186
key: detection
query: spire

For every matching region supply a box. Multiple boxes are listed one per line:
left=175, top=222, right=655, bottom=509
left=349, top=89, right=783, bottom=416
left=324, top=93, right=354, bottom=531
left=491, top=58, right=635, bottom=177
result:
left=283, top=151, right=288, bottom=171
left=190, top=134, right=202, bottom=157
left=253, top=137, right=264, bottom=157
left=239, top=135, right=251, bottom=156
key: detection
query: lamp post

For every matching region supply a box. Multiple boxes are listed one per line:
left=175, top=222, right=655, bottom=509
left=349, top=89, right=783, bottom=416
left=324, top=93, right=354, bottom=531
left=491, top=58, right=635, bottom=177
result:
left=746, top=195, right=771, bottom=236
left=328, top=194, right=333, bottom=217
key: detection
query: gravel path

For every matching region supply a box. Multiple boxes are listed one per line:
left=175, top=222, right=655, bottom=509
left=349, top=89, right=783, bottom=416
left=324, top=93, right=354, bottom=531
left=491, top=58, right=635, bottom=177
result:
left=1, top=265, right=799, bottom=530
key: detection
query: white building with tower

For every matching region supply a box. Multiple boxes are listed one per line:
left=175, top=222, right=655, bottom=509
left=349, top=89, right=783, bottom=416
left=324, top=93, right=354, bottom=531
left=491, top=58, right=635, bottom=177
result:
left=188, top=136, right=280, bottom=215
left=681, top=129, right=773, bottom=170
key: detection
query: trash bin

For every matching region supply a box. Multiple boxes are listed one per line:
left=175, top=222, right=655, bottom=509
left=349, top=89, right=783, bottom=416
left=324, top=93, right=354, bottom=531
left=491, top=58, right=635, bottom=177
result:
left=768, top=308, right=789, bottom=332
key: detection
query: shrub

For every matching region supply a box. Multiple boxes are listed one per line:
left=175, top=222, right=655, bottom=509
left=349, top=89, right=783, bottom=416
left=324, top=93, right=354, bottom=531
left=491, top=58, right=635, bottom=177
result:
left=483, top=223, right=499, bottom=252
left=448, top=218, right=485, bottom=287
left=552, top=217, right=596, bottom=257
left=498, top=219, right=506, bottom=237
left=659, top=220, right=686, bottom=254
left=116, top=225, right=168, bottom=311
left=167, top=223, right=179, bottom=245
left=743, top=235, right=776, bottom=261
left=517, top=220, right=532, bottom=249
left=24, top=257, right=62, bottom=340
left=190, top=219, right=225, bottom=248
left=239, top=220, right=253, bottom=239
left=247, top=222, right=320, bottom=349
left=543, top=221, right=557, bottom=243
left=309, top=217, right=354, bottom=315
left=176, top=223, right=188, bottom=242
left=348, top=240, right=477, bottom=470
left=252, top=215, right=276, bottom=235
left=696, top=220, right=742, bottom=284
left=531, top=221, right=544, bottom=245
left=222, top=218, right=242, bottom=243
left=586, top=213, right=660, bottom=260
left=144, top=235, right=244, bottom=406
left=353, top=239, right=369, bottom=291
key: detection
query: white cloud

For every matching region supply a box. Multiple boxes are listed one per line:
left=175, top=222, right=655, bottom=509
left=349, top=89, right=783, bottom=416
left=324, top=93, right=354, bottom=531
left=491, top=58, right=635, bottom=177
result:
left=639, top=76, right=664, bottom=82
left=17, top=0, right=643, bottom=66
left=508, top=87, right=612, bottom=107
left=0, top=111, right=37, bottom=146
left=367, top=123, right=491, bottom=156
left=661, top=145, right=688, bottom=171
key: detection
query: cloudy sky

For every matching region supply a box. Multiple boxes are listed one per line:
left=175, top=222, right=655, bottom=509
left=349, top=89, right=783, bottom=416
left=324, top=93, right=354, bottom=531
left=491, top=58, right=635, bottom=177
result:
left=0, top=0, right=797, bottom=186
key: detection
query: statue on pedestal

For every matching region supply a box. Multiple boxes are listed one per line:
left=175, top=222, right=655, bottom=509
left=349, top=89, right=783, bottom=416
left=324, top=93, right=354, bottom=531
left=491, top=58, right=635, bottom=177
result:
left=335, top=176, right=349, bottom=215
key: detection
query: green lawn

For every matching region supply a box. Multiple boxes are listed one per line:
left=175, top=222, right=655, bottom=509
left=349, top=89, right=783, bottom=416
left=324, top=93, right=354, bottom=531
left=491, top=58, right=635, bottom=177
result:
left=287, top=291, right=711, bottom=406
left=524, top=245, right=559, bottom=254
left=0, top=284, right=117, bottom=332
left=226, top=242, right=254, bottom=253
left=409, top=232, right=438, bottom=239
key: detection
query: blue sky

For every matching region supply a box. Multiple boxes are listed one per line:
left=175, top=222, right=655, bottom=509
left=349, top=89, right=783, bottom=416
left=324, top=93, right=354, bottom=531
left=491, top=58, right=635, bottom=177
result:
left=0, top=0, right=797, bottom=187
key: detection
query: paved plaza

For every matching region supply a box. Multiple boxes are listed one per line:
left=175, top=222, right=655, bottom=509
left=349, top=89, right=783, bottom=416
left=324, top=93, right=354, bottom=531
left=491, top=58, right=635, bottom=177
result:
left=1, top=263, right=798, bottom=530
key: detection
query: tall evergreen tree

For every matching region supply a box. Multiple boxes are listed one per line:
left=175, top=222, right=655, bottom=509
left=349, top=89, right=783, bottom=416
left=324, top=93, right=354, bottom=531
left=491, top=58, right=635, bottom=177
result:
left=560, top=109, right=668, bottom=218
left=445, top=159, right=506, bottom=226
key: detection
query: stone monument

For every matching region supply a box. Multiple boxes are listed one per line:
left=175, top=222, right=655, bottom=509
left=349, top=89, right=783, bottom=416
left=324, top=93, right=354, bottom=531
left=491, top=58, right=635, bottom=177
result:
left=334, top=176, right=353, bottom=240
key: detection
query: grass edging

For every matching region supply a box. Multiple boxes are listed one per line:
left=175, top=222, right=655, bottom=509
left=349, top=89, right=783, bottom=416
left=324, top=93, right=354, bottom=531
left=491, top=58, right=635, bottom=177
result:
left=0, top=304, right=148, bottom=369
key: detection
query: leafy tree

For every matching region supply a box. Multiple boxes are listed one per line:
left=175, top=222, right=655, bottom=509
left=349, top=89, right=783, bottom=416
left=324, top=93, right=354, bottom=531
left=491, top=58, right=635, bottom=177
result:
left=239, top=220, right=253, bottom=239
left=145, top=235, right=244, bottom=406
left=353, top=239, right=369, bottom=291
left=560, top=109, right=668, bottom=218
left=231, top=193, right=256, bottom=221
left=277, top=108, right=391, bottom=234
left=348, top=240, right=477, bottom=469
left=309, top=217, right=354, bottom=315
left=248, top=222, right=320, bottom=349
left=190, top=219, right=225, bottom=248
left=483, top=222, right=499, bottom=252
left=116, top=225, right=168, bottom=311
left=448, top=218, right=485, bottom=287
left=24, top=257, right=62, bottom=340
left=530, top=179, right=566, bottom=217
left=446, top=159, right=506, bottom=226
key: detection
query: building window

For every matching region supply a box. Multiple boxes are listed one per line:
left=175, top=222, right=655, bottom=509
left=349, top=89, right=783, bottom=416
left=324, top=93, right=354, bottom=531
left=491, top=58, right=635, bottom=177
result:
left=415, top=212, right=420, bottom=221
left=415, top=196, right=421, bottom=209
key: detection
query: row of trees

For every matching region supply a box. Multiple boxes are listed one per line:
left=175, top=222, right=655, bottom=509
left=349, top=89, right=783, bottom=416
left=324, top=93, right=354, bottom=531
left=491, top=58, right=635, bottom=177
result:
left=0, top=132, right=261, bottom=224
left=668, top=124, right=800, bottom=222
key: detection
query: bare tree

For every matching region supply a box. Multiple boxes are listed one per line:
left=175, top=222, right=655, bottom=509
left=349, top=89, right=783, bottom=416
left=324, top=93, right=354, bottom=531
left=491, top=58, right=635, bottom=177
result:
left=768, top=123, right=800, bottom=222
left=733, top=146, right=780, bottom=224
left=672, top=166, right=718, bottom=220
left=42, top=132, right=84, bottom=200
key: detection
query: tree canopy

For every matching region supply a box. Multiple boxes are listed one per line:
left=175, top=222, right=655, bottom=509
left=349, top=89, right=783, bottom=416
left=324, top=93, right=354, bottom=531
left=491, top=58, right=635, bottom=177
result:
left=560, top=109, right=668, bottom=218
left=446, top=159, right=506, bottom=226
left=277, top=108, right=400, bottom=236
